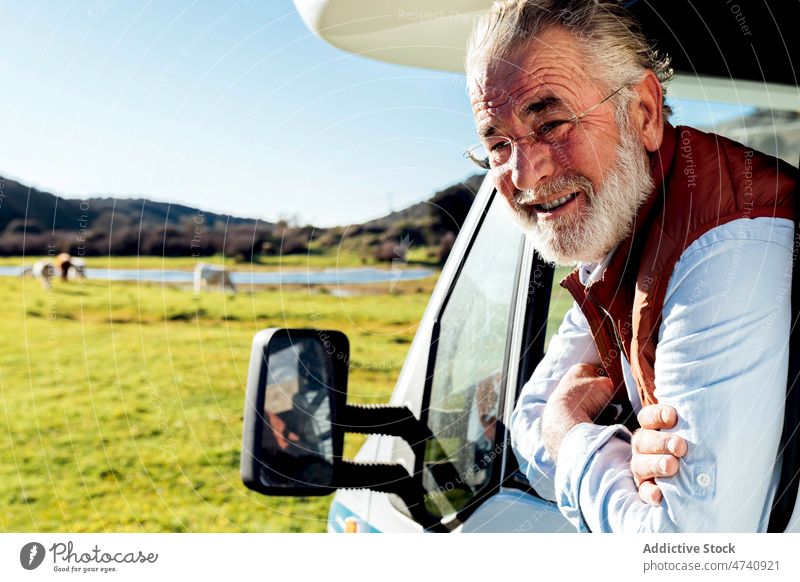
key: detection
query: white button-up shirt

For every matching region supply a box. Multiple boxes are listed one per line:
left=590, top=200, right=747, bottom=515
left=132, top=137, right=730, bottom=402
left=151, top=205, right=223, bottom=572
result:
left=510, top=216, right=794, bottom=532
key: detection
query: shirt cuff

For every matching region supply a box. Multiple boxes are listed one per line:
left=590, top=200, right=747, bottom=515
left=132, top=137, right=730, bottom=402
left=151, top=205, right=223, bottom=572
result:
left=554, top=422, right=632, bottom=532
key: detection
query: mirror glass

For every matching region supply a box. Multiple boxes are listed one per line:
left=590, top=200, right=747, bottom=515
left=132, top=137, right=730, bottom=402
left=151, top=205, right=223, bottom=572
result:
left=259, top=335, right=335, bottom=489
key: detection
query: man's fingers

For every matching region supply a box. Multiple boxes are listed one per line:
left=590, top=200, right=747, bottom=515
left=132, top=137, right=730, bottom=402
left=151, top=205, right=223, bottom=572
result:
left=638, top=479, right=663, bottom=506
left=637, top=404, right=679, bottom=429
left=631, top=453, right=680, bottom=482
left=632, top=428, right=687, bottom=457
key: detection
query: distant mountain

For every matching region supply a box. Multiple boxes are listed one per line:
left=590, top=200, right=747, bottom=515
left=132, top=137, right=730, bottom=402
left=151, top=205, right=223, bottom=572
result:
left=0, top=176, right=266, bottom=234
left=702, top=109, right=800, bottom=166
left=0, top=173, right=485, bottom=260
left=0, top=177, right=87, bottom=233
left=361, top=173, right=484, bottom=233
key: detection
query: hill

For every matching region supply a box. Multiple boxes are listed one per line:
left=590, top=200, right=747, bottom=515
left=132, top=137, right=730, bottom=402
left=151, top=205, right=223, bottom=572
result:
left=0, top=173, right=485, bottom=262
left=711, top=109, right=800, bottom=166
left=0, top=176, right=266, bottom=234
left=361, top=173, right=484, bottom=232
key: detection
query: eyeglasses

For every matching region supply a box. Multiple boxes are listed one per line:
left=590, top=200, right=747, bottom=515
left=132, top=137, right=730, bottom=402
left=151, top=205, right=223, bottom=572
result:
left=463, top=85, right=626, bottom=170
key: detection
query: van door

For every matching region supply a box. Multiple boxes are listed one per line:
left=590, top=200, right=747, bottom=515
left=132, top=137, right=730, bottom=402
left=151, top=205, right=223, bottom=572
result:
left=414, top=190, right=526, bottom=525
left=460, top=227, right=576, bottom=532
left=347, top=182, right=573, bottom=531
left=361, top=185, right=566, bottom=531
left=415, top=186, right=578, bottom=531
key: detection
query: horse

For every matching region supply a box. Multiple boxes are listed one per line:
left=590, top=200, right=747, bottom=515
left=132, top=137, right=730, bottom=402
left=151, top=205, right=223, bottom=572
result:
left=68, top=257, right=87, bottom=280
left=31, top=260, right=56, bottom=289
left=55, top=253, right=73, bottom=281
left=193, top=263, right=236, bottom=294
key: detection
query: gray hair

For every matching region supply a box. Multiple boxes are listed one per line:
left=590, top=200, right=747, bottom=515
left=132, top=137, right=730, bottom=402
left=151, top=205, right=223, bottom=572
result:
left=465, top=0, right=673, bottom=117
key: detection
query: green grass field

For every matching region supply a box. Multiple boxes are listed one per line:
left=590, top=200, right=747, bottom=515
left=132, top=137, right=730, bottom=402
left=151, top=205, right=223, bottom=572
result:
left=0, top=258, right=571, bottom=532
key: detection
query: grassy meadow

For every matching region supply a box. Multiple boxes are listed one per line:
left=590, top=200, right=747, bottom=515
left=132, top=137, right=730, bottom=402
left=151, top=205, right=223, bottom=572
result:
left=0, top=256, right=572, bottom=532
left=1, top=256, right=439, bottom=533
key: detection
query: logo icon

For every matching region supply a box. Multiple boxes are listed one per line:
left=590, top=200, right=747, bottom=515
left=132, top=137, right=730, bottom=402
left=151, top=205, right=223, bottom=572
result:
left=20, top=542, right=46, bottom=570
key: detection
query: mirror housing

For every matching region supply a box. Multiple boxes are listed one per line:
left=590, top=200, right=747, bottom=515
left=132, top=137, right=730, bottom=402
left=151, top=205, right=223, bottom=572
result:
left=240, top=328, right=348, bottom=497
left=240, top=328, right=446, bottom=530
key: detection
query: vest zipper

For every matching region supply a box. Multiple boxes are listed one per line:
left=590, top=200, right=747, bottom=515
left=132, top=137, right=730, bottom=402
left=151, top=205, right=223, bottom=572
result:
left=588, top=295, right=630, bottom=364
left=562, top=273, right=638, bottom=429
left=587, top=294, right=642, bottom=428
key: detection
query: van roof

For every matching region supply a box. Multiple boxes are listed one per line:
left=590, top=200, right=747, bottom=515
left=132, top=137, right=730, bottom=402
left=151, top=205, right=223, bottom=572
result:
left=294, top=0, right=799, bottom=109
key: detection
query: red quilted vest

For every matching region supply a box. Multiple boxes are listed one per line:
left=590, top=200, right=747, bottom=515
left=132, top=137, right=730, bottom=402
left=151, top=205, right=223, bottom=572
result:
left=561, top=123, right=797, bottom=411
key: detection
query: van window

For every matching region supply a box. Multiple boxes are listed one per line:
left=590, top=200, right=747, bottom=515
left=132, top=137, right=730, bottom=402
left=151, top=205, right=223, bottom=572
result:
left=421, top=193, right=524, bottom=517
left=545, top=266, right=575, bottom=347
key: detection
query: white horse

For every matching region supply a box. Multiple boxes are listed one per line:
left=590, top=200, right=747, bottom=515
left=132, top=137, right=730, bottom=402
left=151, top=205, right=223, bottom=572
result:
left=68, top=257, right=87, bottom=280
left=193, top=263, right=236, bottom=294
left=31, top=260, right=56, bottom=289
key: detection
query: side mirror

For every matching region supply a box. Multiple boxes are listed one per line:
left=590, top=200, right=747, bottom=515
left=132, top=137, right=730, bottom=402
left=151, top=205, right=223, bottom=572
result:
left=240, top=328, right=448, bottom=530
left=240, top=329, right=348, bottom=496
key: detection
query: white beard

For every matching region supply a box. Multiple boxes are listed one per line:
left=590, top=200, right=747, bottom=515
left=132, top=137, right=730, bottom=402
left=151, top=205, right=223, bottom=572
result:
left=507, top=119, right=654, bottom=266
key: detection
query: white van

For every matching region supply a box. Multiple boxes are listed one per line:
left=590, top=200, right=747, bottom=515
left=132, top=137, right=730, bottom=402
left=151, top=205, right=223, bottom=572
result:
left=240, top=0, right=800, bottom=533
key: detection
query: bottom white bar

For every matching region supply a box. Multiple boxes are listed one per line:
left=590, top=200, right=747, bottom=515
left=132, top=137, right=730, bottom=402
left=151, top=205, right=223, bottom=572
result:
left=2, top=534, right=800, bottom=581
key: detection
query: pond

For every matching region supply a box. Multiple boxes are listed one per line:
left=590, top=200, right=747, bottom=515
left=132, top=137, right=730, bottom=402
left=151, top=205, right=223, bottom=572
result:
left=0, top=265, right=434, bottom=285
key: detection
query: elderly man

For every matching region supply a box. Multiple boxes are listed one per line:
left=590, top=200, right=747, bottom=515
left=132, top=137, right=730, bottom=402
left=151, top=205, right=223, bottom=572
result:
left=464, top=0, right=796, bottom=531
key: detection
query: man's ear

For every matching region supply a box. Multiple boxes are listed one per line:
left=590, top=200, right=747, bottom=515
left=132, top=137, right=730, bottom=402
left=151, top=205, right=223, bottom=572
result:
left=631, top=70, right=664, bottom=152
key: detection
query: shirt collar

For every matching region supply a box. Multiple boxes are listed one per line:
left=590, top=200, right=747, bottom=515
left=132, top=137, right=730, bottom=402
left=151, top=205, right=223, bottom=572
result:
left=578, top=244, right=618, bottom=287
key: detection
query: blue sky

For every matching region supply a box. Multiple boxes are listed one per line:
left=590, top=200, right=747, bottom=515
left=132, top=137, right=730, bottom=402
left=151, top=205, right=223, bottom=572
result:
left=1, top=1, right=754, bottom=227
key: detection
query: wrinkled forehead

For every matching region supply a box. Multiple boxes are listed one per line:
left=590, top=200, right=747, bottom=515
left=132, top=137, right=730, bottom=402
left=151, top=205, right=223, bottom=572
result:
left=467, top=62, right=543, bottom=118
left=467, top=28, right=595, bottom=122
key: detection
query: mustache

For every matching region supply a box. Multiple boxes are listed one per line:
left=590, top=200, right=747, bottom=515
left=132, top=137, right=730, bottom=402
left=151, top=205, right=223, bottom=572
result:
left=514, top=174, right=594, bottom=206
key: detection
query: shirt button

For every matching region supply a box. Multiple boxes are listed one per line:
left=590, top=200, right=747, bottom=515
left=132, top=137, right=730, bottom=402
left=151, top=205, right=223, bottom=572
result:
left=696, top=473, right=712, bottom=487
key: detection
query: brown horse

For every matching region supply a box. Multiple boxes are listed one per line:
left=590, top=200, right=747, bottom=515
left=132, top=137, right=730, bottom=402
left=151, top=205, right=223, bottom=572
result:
left=55, top=253, right=73, bottom=282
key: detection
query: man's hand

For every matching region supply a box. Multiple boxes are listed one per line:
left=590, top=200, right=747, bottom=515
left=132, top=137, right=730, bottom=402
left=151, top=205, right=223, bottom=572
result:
left=541, top=363, right=615, bottom=462
left=631, top=404, right=687, bottom=506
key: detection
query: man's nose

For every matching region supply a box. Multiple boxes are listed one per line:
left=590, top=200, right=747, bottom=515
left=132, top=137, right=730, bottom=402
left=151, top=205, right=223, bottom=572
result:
left=508, top=140, right=556, bottom=192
